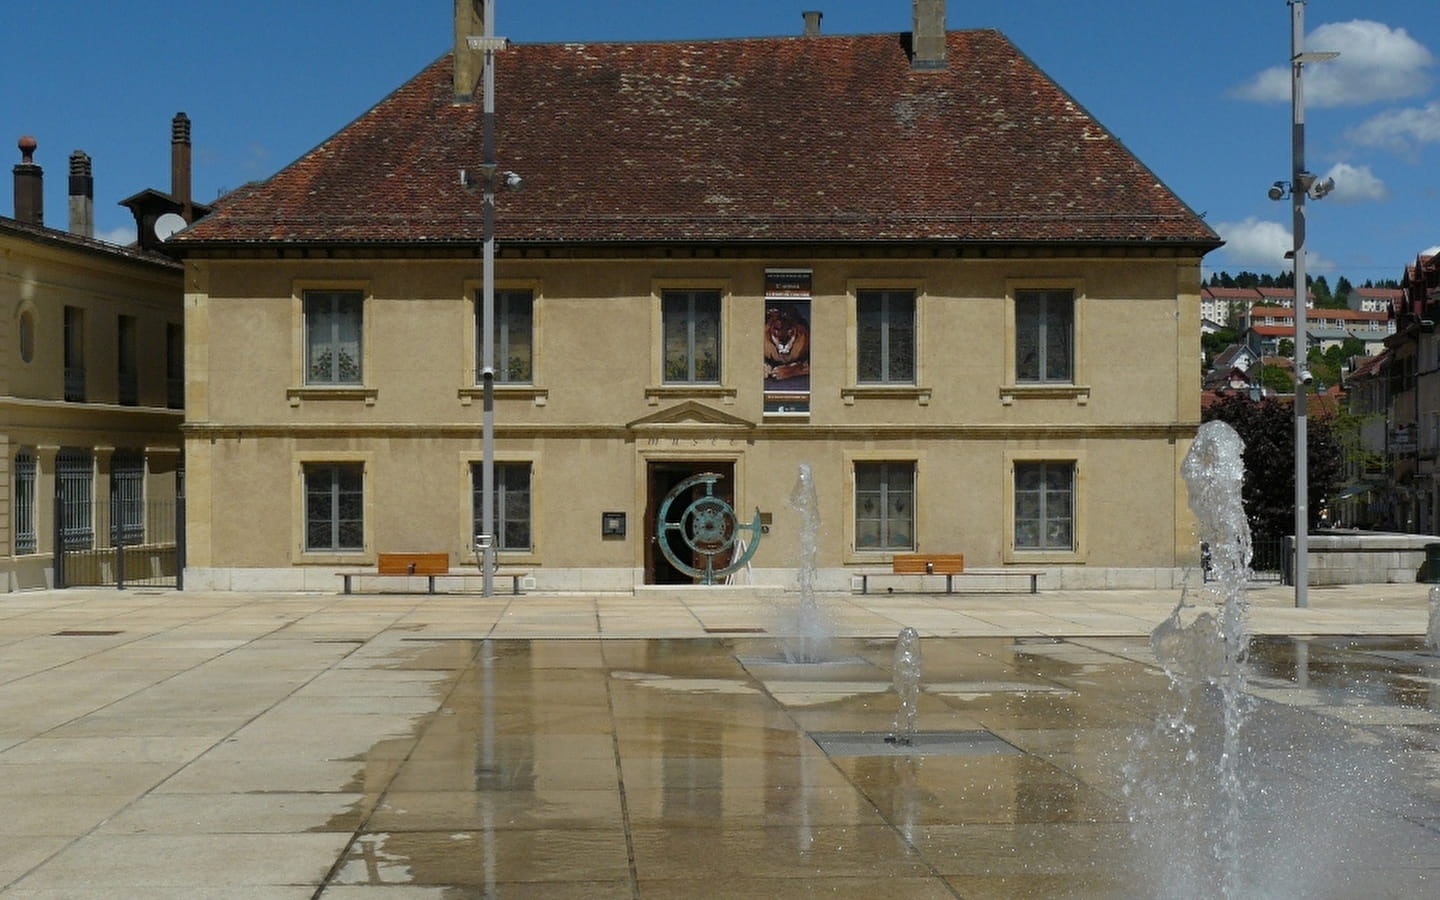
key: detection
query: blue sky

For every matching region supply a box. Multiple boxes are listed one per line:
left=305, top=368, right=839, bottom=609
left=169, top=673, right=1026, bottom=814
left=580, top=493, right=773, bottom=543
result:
left=6, top=1, right=1439, bottom=286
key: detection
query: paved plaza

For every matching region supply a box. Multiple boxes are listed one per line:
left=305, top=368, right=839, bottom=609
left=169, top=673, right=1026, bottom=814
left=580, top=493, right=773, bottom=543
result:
left=1, top=583, right=1438, bottom=897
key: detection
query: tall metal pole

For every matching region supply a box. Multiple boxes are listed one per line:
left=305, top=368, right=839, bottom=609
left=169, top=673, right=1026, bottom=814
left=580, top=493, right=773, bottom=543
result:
left=480, top=0, right=497, bottom=597
left=1291, top=0, right=1309, bottom=608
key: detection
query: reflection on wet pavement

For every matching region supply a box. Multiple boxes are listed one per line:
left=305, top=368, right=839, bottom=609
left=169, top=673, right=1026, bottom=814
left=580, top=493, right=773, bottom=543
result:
left=305, top=635, right=1440, bottom=896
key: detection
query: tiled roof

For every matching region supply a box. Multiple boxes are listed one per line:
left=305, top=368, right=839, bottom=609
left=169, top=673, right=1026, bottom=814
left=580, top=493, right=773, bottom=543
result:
left=176, top=30, right=1220, bottom=249
left=0, top=215, right=180, bottom=270
left=1248, top=305, right=1387, bottom=322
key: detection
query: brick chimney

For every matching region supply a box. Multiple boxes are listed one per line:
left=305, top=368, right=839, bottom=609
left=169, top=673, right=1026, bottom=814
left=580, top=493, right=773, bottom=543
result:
left=453, top=0, right=486, bottom=103
left=171, top=112, right=193, bottom=222
left=68, top=150, right=94, bottom=238
left=13, top=136, right=43, bottom=226
left=911, top=0, right=947, bottom=69
left=802, top=10, right=822, bottom=36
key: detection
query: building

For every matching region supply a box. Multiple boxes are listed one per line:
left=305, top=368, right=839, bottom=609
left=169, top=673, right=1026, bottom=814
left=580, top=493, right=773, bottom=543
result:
left=171, top=1, right=1221, bottom=592
left=1200, top=285, right=1260, bottom=329
left=1, top=134, right=187, bottom=590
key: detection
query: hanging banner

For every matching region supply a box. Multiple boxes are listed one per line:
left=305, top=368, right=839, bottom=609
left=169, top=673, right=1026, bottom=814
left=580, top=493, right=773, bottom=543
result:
left=764, top=269, right=811, bottom=415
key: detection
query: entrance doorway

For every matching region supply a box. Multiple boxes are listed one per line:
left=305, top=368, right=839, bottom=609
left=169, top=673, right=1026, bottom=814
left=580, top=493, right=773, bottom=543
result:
left=645, top=460, right=736, bottom=584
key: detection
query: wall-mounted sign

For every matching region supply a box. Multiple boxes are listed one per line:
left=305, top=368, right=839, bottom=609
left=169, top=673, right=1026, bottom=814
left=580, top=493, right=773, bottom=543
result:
left=764, top=269, right=811, bottom=415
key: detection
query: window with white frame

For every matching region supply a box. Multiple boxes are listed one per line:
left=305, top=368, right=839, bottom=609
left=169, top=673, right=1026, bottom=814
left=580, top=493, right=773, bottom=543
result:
left=304, top=463, right=364, bottom=551
left=662, top=289, right=721, bottom=383
left=304, top=291, right=363, bottom=385
left=854, top=461, right=915, bottom=551
left=1014, top=461, right=1075, bottom=551
left=471, top=462, right=532, bottom=551
left=1015, top=289, right=1073, bottom=383
left=477, top=289, right=533, bottom=383
left=857, top=289, right=916, bottom=384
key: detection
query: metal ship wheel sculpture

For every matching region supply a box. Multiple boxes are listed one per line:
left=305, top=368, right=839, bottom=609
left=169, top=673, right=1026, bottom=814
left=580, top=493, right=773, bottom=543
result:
left=656, top=472, right=763, bottom=585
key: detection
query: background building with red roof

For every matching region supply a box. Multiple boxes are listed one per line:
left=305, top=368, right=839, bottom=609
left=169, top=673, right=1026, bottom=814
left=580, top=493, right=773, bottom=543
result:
left=169, top=1, right=1220, bottom=592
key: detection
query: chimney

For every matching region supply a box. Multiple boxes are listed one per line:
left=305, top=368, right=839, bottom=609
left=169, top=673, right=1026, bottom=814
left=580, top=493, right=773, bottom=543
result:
left=454, top=0, right=486, bottom=103
left=802, top=10, right=822, bottom=36
left=911, top=0, right=947, bottom=69
left=68, top=150, right=94, bottom=238
left=171, top=112, right=193, bottom=222
left=13, top=136, right=43, bottom=226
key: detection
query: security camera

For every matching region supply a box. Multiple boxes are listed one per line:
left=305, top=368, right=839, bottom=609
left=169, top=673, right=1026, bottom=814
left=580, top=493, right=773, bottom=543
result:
left=502, top=170, right=524, bottom=190
left=1307, top=176, right=1335, bottom=200
left=1299, top=369, right=1315, bottom=386
left=1267, top=181, right=1287, bottom=201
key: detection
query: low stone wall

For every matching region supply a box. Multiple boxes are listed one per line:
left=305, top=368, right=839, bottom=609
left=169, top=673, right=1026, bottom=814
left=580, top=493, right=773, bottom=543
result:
left=1296, top=531, right=1433, bottom=585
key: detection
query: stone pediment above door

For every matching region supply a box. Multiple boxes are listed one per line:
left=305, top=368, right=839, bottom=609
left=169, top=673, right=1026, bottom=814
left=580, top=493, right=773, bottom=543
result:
left=626, top=401, right=756, bottom=439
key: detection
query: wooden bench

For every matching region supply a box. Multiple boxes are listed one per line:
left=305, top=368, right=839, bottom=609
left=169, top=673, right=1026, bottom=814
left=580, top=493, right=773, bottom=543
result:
left=858, top=553, right=1043, bottom=594
left=338, top=551, right=527, bottom=595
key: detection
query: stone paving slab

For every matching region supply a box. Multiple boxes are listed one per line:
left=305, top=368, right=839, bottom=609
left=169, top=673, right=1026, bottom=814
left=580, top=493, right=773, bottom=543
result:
left=0, top=583, right=1436, bottom=895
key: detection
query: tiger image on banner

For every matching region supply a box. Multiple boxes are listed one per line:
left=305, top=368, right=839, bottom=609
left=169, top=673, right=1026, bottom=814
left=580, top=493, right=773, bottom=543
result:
left=764, top=305, right=810, bottom=381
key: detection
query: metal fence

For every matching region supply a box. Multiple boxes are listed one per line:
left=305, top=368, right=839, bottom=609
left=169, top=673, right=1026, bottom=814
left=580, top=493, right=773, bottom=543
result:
left=56, top=494, right=183, bottom=589
left=1201, top=537, right=1287, bottom=584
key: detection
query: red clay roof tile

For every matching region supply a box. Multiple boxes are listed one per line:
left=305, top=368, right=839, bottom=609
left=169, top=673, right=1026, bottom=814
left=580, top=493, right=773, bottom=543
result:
left=177, top=31, right=1219, bottom=248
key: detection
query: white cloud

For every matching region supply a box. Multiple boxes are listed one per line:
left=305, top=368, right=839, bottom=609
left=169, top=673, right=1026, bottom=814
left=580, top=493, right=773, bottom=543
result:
left=1321, top=162, right=1388, bottom=204
left=1233, top=20, right=1432, bottom=107
left=95, top=225, right=137, bottom=247
left=1214, top=217, right=1336, bottom=271
left=1347, top=100, right=1440, bottom=154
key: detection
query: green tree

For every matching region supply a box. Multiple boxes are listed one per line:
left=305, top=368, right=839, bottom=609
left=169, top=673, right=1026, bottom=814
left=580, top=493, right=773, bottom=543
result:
left=1310, top=274, right=1342, bottom=307
left=1202, top=394, right=1343, bottom=541
left=1202, top=328, right=1238, bottom=365
left=1335, top=275, right=1354, bottom=303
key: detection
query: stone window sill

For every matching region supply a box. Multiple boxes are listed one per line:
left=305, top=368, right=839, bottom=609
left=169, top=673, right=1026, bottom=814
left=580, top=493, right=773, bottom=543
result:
left=458, top=386, right=549, bottom=407
left=645, top=385, right=737, bottom=405
left=287, top=387, right=377, bottom=407
left=999, top=384, right=1090, bottom=406
left=841, top=385, right=932, bottom=406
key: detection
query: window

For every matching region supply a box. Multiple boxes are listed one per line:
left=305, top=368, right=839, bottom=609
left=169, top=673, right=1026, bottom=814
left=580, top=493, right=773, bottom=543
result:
left=304, top=291, right=363, bottom=385
left=1014, top=461, right=1074, bottom=551
left=304, top=463, right=364, bottom=551
left=166, top=322, right=184, bottom=409
left=1015, top=289, right=1073, bottom=383
left=56, top=448, right=94, bottom=550
left=64, top=306, right=85, bottom=401
left=13, top=451, right=35, bottom=554
left=472, top=462, right=532, bottom=551
left=857, top=289, right=915, bottom=383
left=477, top=289, right=533, bottom=383
left=110, top=451, right=144, bottom=545
left=662, top=290, right=721, bottom=383
left=118, top=315, right=138, bottom=406
left=855, top=462, right=914, bottom=551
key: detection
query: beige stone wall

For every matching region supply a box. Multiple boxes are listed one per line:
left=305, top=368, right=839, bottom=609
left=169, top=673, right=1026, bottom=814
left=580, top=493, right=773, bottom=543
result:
left=0, top=231, right=184, bottom=589
left=184, top=250, right=1205, bottom=590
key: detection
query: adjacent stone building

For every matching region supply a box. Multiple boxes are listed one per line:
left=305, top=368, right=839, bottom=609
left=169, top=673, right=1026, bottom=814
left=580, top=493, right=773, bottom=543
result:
left=171, top=1, right=1220, bottom=592
left=1, top=138, right=185, bottom=590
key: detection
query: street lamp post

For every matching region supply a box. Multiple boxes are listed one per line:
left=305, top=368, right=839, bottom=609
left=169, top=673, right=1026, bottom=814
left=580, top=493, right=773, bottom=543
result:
left=467, top=1, right=509, bottom=597
left=1281, top=0, right=1338, bottom=608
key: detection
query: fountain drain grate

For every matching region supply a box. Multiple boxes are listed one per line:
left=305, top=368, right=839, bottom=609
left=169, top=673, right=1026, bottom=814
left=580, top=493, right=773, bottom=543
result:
left=811, top=729, right=1022, bottom=758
